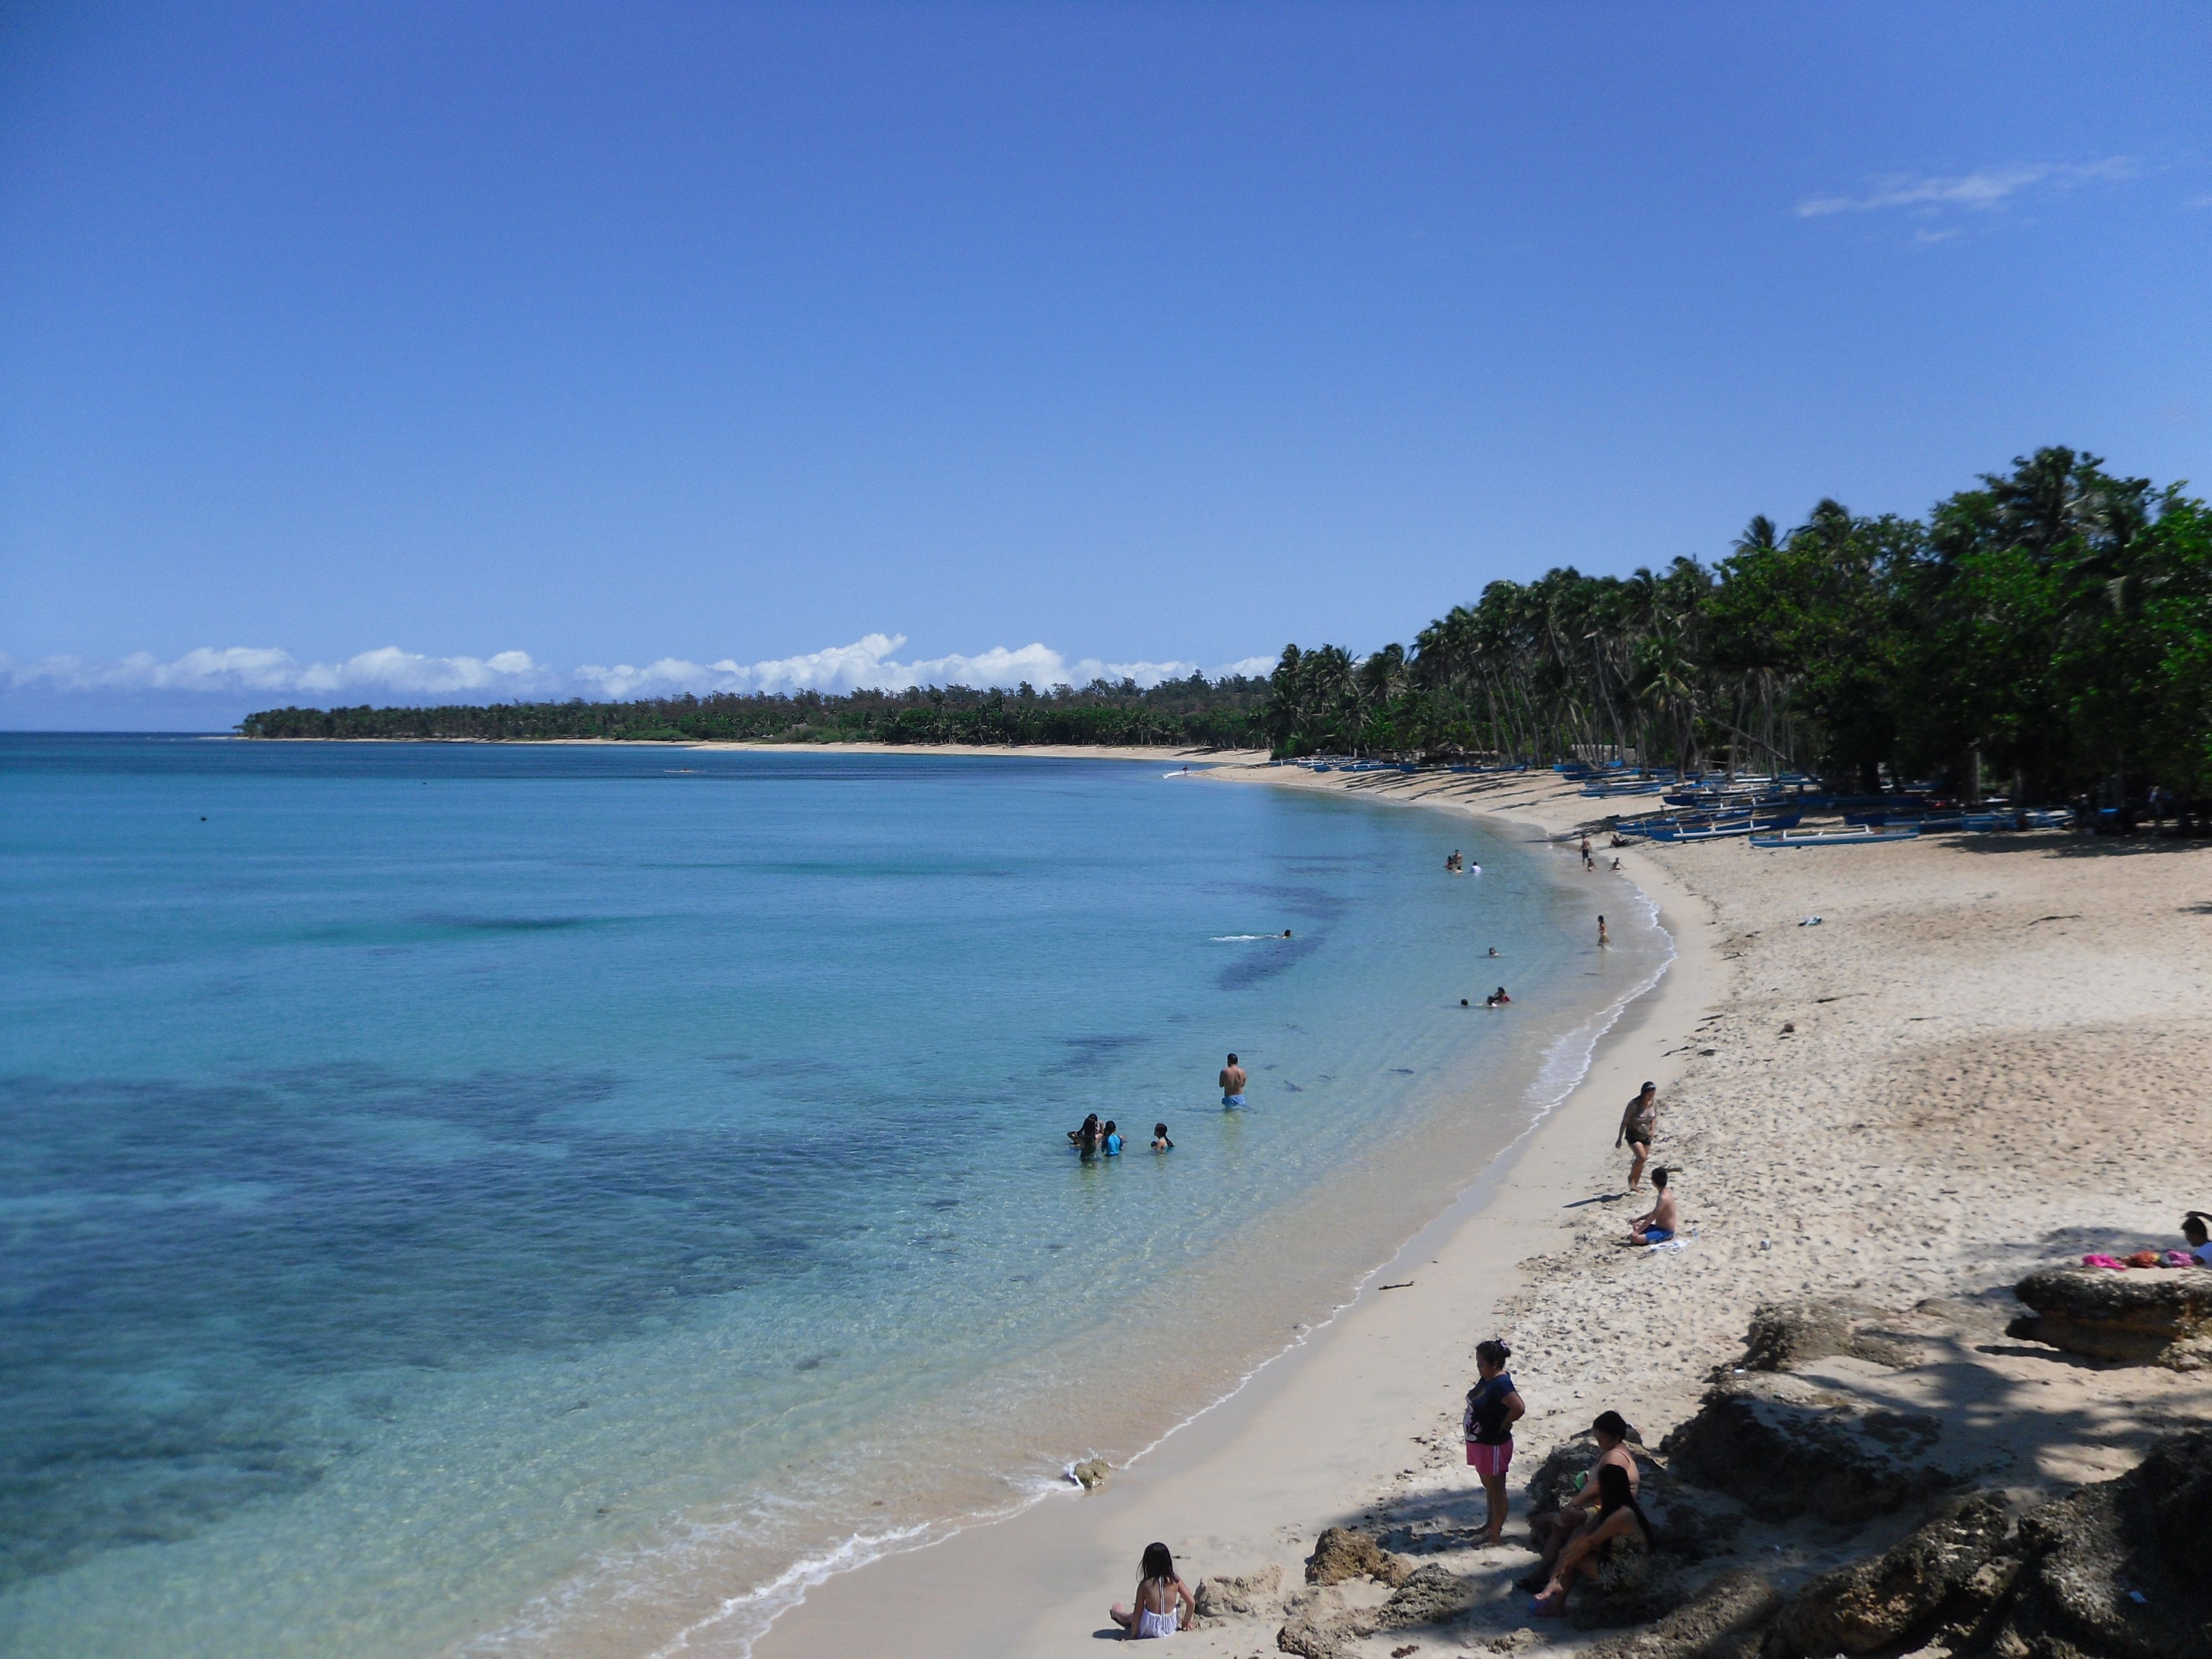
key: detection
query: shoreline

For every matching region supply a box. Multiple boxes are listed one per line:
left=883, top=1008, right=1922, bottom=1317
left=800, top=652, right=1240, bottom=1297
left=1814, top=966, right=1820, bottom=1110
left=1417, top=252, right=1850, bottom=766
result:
left=749, top=770, right=1714, bottom=1658
left=753, top=762, right=2212, bottom=1659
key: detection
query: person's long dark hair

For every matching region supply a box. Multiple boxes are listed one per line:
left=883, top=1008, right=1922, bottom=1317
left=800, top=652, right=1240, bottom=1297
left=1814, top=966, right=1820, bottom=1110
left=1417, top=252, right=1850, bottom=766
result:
left=1595, top=1461, right=1653, bottom=1541
left=1141, top=1541, right=1175, bottom=1583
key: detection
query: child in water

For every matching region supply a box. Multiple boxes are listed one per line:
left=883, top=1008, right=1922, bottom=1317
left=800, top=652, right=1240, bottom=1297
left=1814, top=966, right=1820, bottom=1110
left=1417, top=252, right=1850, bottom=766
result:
left=1102, top=1120, right=1123, bottom=1156
left=1151, top=1123, right=1173, bottom=1151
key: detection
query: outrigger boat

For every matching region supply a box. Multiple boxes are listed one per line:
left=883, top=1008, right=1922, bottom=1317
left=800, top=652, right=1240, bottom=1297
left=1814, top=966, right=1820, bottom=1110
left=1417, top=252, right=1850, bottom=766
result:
left=1645, top=812, right=1803, bottom=843
left=1960, top=808, right=2073, bottom=832
left=1748, top=824, right=1921, bottom=849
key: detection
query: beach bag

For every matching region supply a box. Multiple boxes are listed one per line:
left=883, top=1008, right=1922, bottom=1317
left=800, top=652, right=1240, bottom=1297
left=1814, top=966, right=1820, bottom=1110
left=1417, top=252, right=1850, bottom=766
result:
left=2127, top=1250, right=2162, bottom=1269
left=2081, top=1254, right=2126, bottom=1270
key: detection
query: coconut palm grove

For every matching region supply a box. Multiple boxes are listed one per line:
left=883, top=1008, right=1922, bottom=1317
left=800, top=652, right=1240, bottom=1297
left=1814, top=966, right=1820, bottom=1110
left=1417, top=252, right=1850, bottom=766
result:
left=242, top=448, right=2212, bottom=808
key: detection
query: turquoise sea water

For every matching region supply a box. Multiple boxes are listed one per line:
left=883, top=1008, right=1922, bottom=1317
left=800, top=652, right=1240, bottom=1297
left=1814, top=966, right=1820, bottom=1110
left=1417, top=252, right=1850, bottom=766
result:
left=0, top=737, right=1665, bottom=1657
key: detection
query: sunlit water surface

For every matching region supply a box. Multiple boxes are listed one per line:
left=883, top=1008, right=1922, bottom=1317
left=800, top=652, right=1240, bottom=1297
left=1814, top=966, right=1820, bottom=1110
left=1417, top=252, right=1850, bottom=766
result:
left=0, top=738, right=1666, bottom=1657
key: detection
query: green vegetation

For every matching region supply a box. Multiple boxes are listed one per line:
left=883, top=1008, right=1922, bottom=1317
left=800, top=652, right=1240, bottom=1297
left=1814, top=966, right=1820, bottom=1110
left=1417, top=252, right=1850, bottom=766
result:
left=1262, top=447, right=2212, bottom=802
left=238, top=673, right=1270, bottom=748
left=243, top=448, right=2212, bottom=804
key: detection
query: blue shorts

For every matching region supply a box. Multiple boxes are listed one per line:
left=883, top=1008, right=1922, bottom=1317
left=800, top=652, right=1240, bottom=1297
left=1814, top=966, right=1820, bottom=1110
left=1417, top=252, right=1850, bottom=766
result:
left=1222, top=1094, right=1244, bottom=1107
left=1643, top=1227, right=1674, bottom=1244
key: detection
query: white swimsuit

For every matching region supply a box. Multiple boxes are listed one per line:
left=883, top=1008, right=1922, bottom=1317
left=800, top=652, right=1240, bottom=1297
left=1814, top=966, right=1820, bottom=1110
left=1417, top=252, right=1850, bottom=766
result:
left=1134, top=1579, right=1180, bottom=1638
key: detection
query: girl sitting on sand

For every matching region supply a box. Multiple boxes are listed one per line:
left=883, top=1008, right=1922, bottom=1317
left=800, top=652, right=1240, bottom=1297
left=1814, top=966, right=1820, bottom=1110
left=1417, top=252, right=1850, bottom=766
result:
left=1532, top=1462, right=1651, bottom=1616
left=1108, top=1541, right=1194, bottom=1639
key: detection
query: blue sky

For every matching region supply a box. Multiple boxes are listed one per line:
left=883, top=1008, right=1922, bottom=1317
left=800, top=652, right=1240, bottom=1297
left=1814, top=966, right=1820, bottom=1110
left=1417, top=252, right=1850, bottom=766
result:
left=4, top=1, right=2209, bottom=727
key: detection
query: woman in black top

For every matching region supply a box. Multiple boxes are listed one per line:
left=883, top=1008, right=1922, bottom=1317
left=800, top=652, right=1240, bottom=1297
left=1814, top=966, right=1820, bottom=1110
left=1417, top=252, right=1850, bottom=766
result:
left=1461, top=1338, right=1525, bottom=1545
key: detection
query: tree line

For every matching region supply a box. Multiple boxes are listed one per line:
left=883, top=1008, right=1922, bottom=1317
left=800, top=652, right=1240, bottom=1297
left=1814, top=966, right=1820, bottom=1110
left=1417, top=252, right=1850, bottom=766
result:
left=1261, top=447, right=2211, bottom=804
left=238, top=673, right=1270, bottom=748
left=242, top=448, right=2212, bottom=804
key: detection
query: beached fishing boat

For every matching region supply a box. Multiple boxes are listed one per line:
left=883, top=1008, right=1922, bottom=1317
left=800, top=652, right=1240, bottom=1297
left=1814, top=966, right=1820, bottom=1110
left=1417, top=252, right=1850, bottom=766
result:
left=1960, top=808, right=2074, bottom=831
left=1646, top=812, right=1803, bottom=843
left=1748, top=824, right=1921, bottom=848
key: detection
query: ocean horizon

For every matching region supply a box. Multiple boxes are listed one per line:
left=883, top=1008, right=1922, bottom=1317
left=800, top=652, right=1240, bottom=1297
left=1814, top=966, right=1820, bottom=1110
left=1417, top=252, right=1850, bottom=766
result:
left=0, top=737, right=1666, bottom=1657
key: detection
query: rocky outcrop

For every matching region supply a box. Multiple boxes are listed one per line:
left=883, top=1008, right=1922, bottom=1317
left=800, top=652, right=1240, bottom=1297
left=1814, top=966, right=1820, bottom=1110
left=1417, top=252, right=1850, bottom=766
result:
left=1365, top=1563, right=1480, bottom=1630
left=1663, top=1373, right=1955, bottom=1524
left=2006, top=1266, right=2212, bottom=1370
left=1303, top=1526, right=1411, bottom=1588
left=1761, top=1493, right=2016, bottom=1656
left=1579, top=1568, right=1784, bottom=1659
left=1755, top=1427, right=2212, bottom=1659
left=1978, top=1426, right=2212, bottom=1659
left=1739, top=1298, right=1912, bottom=1371
left=1196, top=1563, right=1283, bottom=1620
left=1070, top=1457, right=1108, bottom=1490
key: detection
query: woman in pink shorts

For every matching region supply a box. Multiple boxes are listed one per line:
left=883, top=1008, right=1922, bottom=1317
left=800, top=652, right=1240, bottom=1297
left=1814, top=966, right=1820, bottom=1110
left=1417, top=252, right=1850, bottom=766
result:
left=1462, top=1338, right=1526, bottom=1545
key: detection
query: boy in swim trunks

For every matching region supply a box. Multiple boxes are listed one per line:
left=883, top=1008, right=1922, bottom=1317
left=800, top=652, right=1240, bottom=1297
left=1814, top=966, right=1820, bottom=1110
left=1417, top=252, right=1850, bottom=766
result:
left=1219, top=1053, right=1246, bottom=1107
left=1627, top=1168, right=1677, bottom=1245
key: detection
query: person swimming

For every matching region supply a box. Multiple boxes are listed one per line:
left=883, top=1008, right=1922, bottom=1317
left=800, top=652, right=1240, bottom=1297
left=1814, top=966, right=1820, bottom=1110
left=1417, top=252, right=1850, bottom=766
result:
left=1068, top=1113, right=1102, bottom=1157
left=1102, top=1120, right=1122, bottom=1156
left=1484, top=986, right=1511, bottom=1008
left=1151, top=1122, right=1173, bottom=1150
left=1487, top=946, right=1500, bottom=957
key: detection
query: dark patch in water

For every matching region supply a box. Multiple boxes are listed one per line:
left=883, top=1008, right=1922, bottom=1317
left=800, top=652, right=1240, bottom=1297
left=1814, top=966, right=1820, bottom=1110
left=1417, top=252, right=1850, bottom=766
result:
left=1060, top=1034, right=1151, bottom=1072
left=0, top=1064, right=901, bottom=1589
left=1215, top=932, right=1322, bottom=990
left=413, top=913, right=601, bottom=933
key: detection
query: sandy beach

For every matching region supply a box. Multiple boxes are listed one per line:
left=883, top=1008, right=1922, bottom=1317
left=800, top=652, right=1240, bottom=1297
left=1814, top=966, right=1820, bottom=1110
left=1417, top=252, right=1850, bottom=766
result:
left=752, top=759, right=2212, bottom=1659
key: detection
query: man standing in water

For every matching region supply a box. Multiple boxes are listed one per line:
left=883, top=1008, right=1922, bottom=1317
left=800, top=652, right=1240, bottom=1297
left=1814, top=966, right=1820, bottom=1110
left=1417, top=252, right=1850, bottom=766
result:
left=1219, top=1052, right=1247, bottom=1108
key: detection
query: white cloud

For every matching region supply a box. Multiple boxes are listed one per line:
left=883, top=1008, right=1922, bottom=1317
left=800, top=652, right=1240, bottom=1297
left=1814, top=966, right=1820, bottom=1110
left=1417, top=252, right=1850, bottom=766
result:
left=0, top=645, right=558, bottom=698
left=1, top=637, right=1275, bottom=706
left=1797, top=157, right=2136, bottom=218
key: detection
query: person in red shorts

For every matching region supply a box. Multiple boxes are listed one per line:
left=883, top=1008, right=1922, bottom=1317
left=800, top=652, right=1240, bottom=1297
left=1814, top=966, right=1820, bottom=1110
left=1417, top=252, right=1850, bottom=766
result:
left=1462, top=1338, right=1526, bottom=1545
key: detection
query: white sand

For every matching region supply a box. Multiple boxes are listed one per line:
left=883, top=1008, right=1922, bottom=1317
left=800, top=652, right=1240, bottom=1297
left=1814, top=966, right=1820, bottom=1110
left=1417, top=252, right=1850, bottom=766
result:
left=748, top=763, right=2212, bottom=1659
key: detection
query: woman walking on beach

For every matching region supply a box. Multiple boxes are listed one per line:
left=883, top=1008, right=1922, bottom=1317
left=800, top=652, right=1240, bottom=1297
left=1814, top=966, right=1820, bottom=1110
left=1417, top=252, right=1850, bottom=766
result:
left=1108, top=1541, right=1194, bottom=1639
left=1463, top=1339, right=1525, bottom=1546
left=1616, top=1082, right=1658, bottom=1191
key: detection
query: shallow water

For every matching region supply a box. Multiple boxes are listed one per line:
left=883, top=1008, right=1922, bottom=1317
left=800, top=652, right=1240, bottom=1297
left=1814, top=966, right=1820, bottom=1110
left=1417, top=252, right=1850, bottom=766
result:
left=0, top=738, right=1663, bottom=1656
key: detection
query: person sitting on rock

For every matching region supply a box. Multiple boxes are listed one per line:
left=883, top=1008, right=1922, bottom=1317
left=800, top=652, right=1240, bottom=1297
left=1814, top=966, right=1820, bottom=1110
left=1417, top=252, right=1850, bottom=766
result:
left=2184, top=1212, right=2212, bottom=1266
left=1520, top=1411, right=1640, bottom=1590
left=1626, top=1167, right=1677, bottom=1245
left=1531, top=1462, right=1651, bottom=1617
left=1108, top=1541, right=1194, bottom=1639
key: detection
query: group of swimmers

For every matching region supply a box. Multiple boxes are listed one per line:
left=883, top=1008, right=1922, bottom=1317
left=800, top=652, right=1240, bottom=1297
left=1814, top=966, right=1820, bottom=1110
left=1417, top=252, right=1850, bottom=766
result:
left=1444, top=849, right=1481, bottom=875
left=1067, top=1114, right=1172, bottom=1159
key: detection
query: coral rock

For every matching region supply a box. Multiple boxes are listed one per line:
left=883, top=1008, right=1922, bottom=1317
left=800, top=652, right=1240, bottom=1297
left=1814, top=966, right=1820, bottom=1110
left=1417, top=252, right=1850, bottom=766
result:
left=1762, top=1493, right=2013, bottom=1656
left=2006, top=1266, right=2212, bottom=1370
left=1196, top=1563, right=1284, bottom=1620
left=1304, top=1526, right=1411, bottom=1588
left=1663, top=1374, right=1955, bottom=1524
